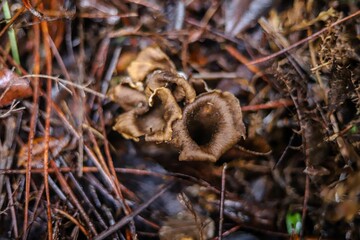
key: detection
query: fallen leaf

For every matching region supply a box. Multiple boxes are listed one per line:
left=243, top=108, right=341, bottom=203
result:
left=0, top=69, right=32, bottom=107
left=17, top=136, right=70, bottom=168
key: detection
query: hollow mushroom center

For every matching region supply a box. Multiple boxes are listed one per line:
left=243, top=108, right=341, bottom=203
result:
left=186, top=102, right=219, bottom=146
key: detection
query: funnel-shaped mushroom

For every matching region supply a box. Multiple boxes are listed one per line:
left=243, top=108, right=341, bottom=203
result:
left=171, top=91, right=246, bottom=162
left=145, top=70, right=196, bottom=104
left=127, top=46, right=176, bottom=83
left=112, top=87, right=182, bottom=142
left=108, top=84, right=147, bottom=111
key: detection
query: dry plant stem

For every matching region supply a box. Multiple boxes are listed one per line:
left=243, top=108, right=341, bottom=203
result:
left=224, top=45, right=269, bottom=84
left=0, top=6, right=25, bottom=38
left=185, top=18, right=241, bottom=44
left=28, top=184, right=44, bottom=233
left=259, top=19, right=310, bottom=91
left=284, top=81, right=309, bottom=236
left=6, top=177, right=18, bottom=238
left=94, top=182, right=174, bottom=240
left=50, top=160, right=98, bottom=235
left=53, top=208, right=90, bottom=237
left=248, top=10, right=360, bottom=65
left=40, top=16, right=53, bottom=239
left=218, top=163, right=227, bottom=240
left=191, top=1, right=220, bottom=41
left=86, top=123, right=112, bottom=178
left=21, top=74, right=107, bottom=98
left=47, top=37, right=77, bottom=94
left=98, top=104, right=131, bottom=214
left=0, top=167, right=168, bottom=178
left=213, top=225, right=241, bottom=240
left=68, top=176, right=107, bottom=228
left=241, top=99, right=293, bottom=111
left=84, top=120, right=135, bottom=221
left=23, top=20, right=40, bottom=240
left=76, top=16, right=86, bottom=177
left=22, top=0, right=44, bottom=19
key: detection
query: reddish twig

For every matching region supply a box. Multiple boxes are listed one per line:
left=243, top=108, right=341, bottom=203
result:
left=241, top=99, right=294, bottom=111
left=23, top=19, right=41, bottom=240
left=0, top=6, right=26, bottom=39
left=22, top=0, right=44, bottom=19
left=40, top=15, right=53, bottom=240
left=53, top=208, right=90, bottom=238
left=224, top=45, right=269, bottom=82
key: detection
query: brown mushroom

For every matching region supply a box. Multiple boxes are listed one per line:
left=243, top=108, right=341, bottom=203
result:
left=127, top=46, right=176, bottom=83
left=171, top=91, right=246, bottom=162
left=145, top=70, right=196, bottom=104
left=107, top=84, right=147, bottom=111
left=113, top=87, right=182, bottom=142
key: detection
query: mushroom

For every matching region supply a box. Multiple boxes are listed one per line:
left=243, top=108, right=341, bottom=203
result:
left=145, top=70, right=196, bottom=104
left=127, top=46, right=176, bottom=83
left=171, top=91, right=246, bottom=162
left=112, top=87, right=182, bottom=142
left=108, top=84, right=147, bottom=111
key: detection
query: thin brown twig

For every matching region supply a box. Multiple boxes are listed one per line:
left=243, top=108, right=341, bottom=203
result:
left=5, top=177, right=18, bottom=238
left=53, top=208, right=90, bottom=238
left=23, top=19, right=40, bottom=240
left=98, top=103, right=130, bottom=212
left=241, top=99, right=294, bottom=112
left=218, top=163, right=227, bottom=240
left=28, top=184, right=44, bottom=232
left=0, top=6, right=26, bottom=39
left=40, top=14, right=53, bottom=239
left=50, top=160, right=98, bottom=236
left=224, top=44, right=270, bottom=84
left=22, top=0, right=44, bottom=19
left=94, top=182, right=174, bottom=240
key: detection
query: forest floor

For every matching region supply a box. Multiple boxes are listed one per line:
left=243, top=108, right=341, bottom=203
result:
left=0, top=0, right=360, bottom=239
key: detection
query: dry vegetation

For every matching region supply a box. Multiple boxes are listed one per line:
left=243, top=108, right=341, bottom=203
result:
left=0, top=0, right=360, bottom=239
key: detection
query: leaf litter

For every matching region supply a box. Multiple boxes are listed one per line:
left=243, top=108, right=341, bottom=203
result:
left=0, top=0, right=359, bottom=239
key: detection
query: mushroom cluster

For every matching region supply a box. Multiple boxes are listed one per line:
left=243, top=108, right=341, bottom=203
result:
left=109, top=46, right=246, bottom=162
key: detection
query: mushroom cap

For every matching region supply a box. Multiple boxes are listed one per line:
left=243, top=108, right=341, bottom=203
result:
left=108, top=84, right=147, bottom=111
left=171, top=91, right=246, bottom=162
left=127, top=46, right=176, bottom=83
left=112, top=87, right=182, bottom=143
left=145, top=70, right=196, bottom=104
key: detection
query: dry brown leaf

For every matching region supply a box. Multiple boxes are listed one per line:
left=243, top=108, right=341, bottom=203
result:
left=0, top=69, right=32, bottom=107
left=17, top=136, right=70, bottom=167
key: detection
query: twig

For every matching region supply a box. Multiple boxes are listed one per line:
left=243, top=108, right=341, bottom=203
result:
left=53, top=208, right=90, bottom=238
left=224, top=45, right=269, bottom=84
left=0, top=5, right=25, bottom=39
left=50, top=160, right=98, bottom=236
left=94, top=182, right=174, bottom=240
left=40, top=15, right=53, bottom=239
left=6, top=177, right=18, bottom=238
left=241, top=99, right=294, bottom=112
left=23, top=20, right=41, bottom=240
left=21, top=74, right=107, bottom=99
left=22, top=0, right=44, bottom=19
left=273, top=133, right=296, bottom=169
left=218, top=163, right=227, bottom=240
